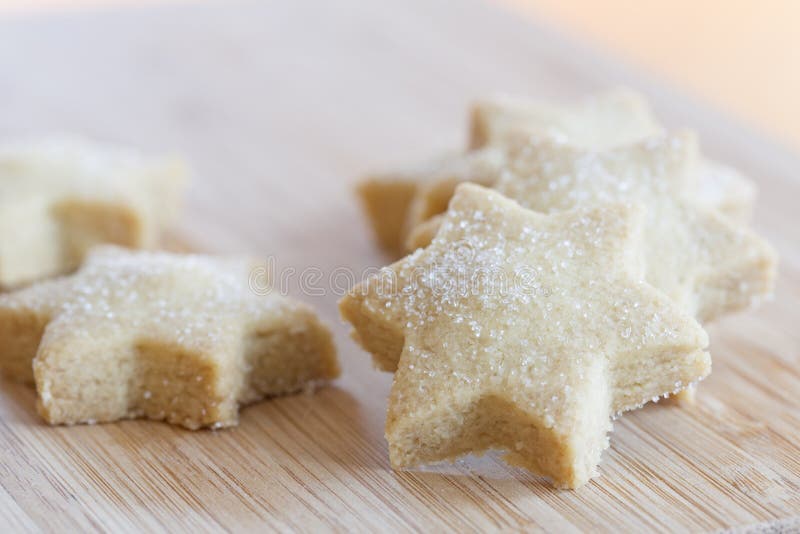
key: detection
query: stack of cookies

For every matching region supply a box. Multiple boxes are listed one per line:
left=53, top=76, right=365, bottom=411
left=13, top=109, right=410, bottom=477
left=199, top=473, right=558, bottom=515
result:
left=344, top=89, right=777, bottom=488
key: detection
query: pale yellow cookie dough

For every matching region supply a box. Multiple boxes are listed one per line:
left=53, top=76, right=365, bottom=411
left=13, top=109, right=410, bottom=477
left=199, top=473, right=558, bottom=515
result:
left=0, top=246, right=339, bottom=429
left=0, top=137, right=187, bottom=288
left=340, top=184, right=711, bottom=488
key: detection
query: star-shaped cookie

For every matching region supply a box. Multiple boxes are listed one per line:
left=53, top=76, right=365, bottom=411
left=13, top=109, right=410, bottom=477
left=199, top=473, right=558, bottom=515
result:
left=0, top=137, right=187, bottom=288
left=409, top=133, right=776, bottom=324
left=0, top=246, right=339, bottom=429
left=469, top=90, right=756, bottom=222
left=340, top=184, right=711, bottom=488
left=361, top=91, right=755, bottom=261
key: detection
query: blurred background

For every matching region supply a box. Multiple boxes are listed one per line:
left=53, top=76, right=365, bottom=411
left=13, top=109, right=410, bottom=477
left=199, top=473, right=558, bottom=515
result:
left=505, top=0, right=799, bottom=150
left=3, top=0, right=796, bottom=151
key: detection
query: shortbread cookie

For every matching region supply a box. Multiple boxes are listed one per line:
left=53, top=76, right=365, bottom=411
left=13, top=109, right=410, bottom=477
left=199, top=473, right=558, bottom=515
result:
left=469, top=90, right=756, bottom=221
left=357, top=149, right=509, bottom=256
left=359, top=90, right=656, bottom=255
left=409, top=133, right=777, bottom=324
left=363, top=91, right=754, bottom=258
left=359, top=90, right=658, bottom=255
left=468, top=89, right=661, bottom=151
left=340, top=184, right=711, bottom=488
left=402, top=147, right=758, bottom=250
left=0, top=137, right=187, bottom=288
left=0, top=246, right=339, bottom=429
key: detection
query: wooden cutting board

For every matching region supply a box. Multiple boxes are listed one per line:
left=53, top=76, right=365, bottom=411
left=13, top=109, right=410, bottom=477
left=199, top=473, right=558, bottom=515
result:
left=0, top=1, right=798, bottom=531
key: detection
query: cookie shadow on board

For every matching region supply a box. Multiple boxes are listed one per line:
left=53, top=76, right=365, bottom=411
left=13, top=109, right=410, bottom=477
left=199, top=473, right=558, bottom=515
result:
left=0, top=377, right=41, bottom=425
left=237, top=384, right=386, bottom=470
left=88, top=384, right=380, bottom=471
left=392, top=451, right=559, bottom=493
left=0, top=377, right=373, bottom=456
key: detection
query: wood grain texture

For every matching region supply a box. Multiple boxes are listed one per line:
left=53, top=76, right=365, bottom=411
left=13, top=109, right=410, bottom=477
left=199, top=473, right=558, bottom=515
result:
left=0, top=0, right=798, bottom=531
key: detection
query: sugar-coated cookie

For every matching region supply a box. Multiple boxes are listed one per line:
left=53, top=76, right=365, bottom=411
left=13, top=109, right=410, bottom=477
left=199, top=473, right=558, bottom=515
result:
left=358, top=91, right=756, bottom=260
left=469, top=90, right=757, bottom=221
left=408, top=133, right=777, bottom=324
left=0, top=246, right=339, bottom=429
left=341, top=184, right=711, bottom=488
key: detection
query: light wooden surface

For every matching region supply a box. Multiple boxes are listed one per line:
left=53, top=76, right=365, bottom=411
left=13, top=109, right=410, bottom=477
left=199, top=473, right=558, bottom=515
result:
left=0, top=0, right=798, bottom=531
